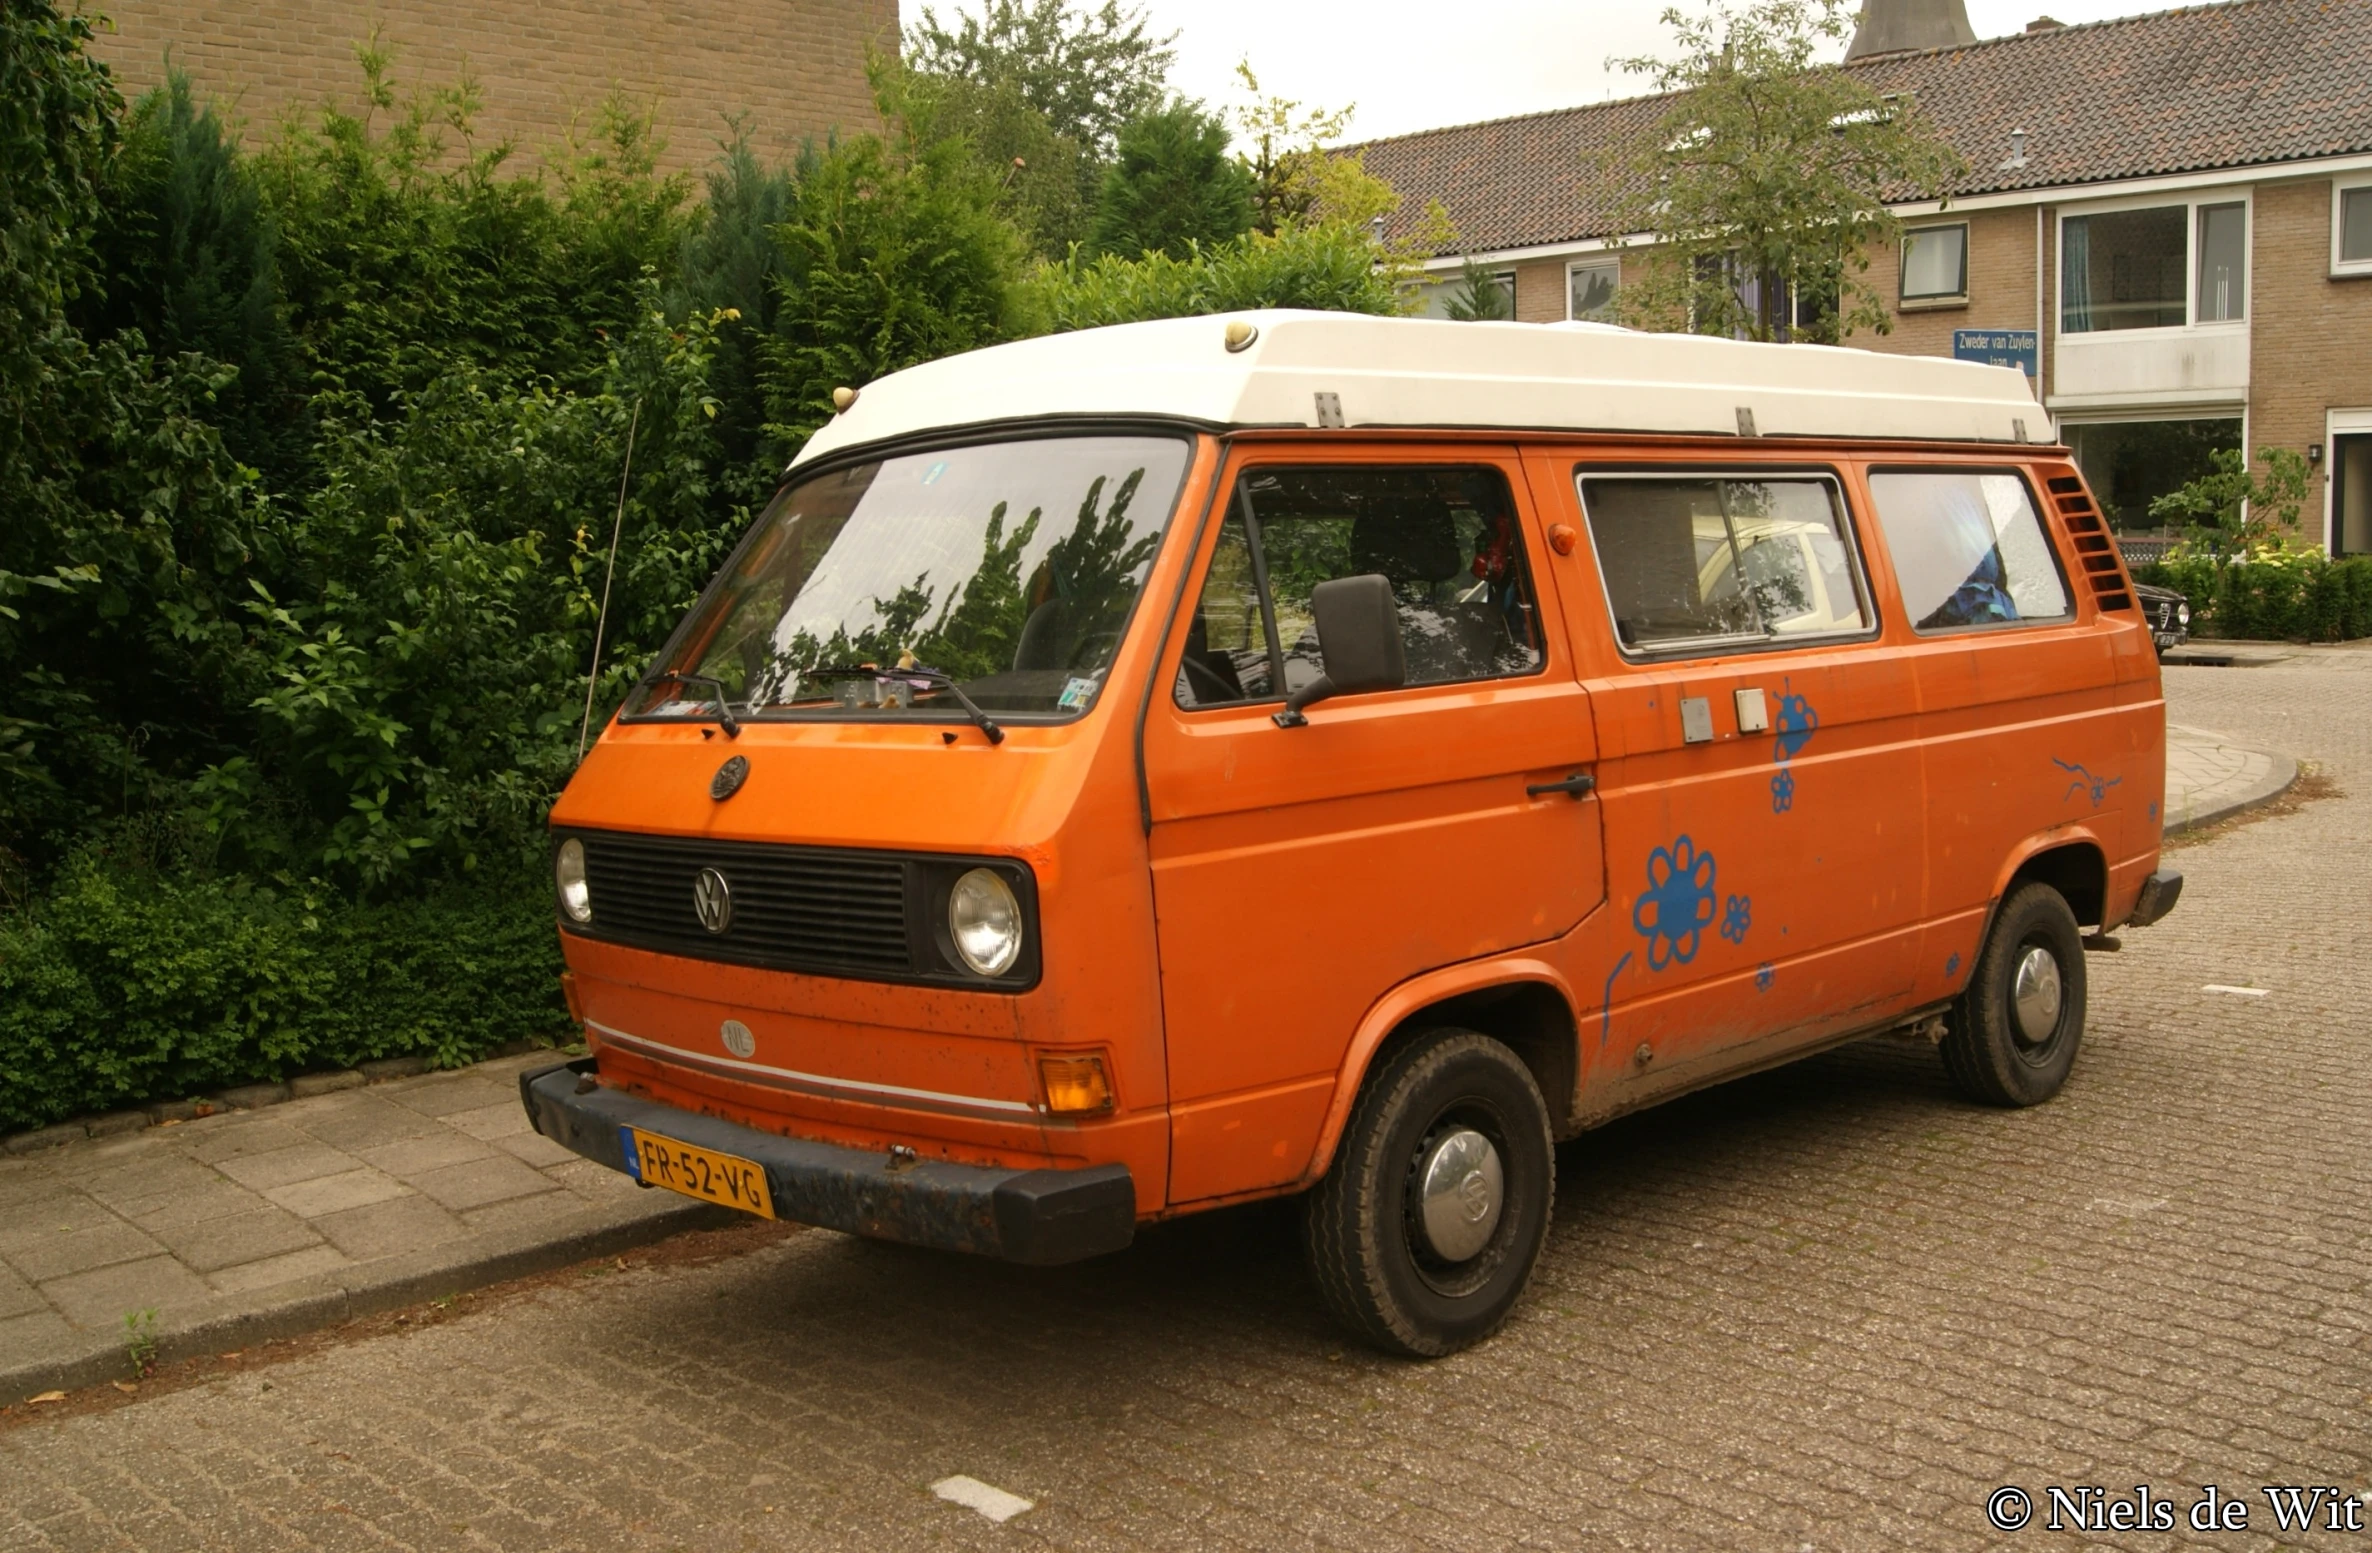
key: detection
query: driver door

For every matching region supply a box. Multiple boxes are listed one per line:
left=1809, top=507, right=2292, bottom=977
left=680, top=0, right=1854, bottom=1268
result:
left=1143, top=445, right=1605, bottom=1205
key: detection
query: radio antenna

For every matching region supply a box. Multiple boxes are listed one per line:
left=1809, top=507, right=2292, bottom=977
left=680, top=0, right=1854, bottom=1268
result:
left=578, top=397, right=642, bottom=759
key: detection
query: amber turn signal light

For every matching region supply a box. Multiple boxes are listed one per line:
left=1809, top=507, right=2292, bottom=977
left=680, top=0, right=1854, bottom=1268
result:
left=1038, top=1053, right=1114, bottom=1116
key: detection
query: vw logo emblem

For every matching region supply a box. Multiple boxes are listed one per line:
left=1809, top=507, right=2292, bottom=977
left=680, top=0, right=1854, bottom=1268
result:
left=692, top=867, right=733, bottom=934
left=719, top=1019, right=756, bottom=1059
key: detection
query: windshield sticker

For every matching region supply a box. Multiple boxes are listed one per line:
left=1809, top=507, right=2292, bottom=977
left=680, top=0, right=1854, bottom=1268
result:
left=921, top=460, right=949, bottom=486
left=1057, top=677, right=1097, bottom=710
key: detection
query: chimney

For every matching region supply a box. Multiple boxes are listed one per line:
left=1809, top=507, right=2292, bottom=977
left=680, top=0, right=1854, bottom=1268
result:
left=1846, top=0, right=1978, bottom=59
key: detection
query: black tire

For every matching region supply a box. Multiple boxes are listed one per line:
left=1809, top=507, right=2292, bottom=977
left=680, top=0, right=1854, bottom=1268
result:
left=1939, top=882, right=2087, bottom=1106
left=1302, top=1029, right=1555, bottom=1357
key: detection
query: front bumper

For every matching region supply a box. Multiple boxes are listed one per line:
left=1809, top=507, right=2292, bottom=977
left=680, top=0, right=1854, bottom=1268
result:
left=518, top=1058, right=1135, bottom=1265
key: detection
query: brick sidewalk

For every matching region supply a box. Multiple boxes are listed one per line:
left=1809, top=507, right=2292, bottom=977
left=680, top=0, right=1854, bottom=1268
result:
left=2164, top=723, right=2297, bottom=832
left=0, top=1055, right=715, bottom=1396
left=0, top=711, right=2304, bottom=1403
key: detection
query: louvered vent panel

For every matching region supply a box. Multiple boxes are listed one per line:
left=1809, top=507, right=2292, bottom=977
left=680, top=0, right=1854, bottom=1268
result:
left=2045, top=471, right=2133, bottom=612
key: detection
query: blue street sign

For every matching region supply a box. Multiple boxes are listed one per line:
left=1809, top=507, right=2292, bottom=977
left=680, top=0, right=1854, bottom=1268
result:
left=1953, top=328, right=2039, bottom=380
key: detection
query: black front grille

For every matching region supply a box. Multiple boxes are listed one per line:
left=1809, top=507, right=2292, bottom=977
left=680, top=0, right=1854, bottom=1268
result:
left=580, top=830, right=908, bottom=970
left=559, top=830, right=1037, bottom=988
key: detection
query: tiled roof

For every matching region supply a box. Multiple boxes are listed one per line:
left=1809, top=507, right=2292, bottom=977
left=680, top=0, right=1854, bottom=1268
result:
left=1360, top=0, right=2372, bottom=252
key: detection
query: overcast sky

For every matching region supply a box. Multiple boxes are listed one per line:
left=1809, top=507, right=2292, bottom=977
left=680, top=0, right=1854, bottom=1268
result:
left=1097, top=1, right=2170, bottom=143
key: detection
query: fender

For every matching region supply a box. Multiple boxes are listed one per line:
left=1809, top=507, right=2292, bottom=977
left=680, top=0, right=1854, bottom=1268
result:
left=1971, top=821, right=2112, bottom=953
left=1296, top=955, right=1580, bottom=1187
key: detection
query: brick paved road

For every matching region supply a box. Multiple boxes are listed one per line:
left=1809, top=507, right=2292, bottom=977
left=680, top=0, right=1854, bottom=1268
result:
left=5, top=654, right=2367, bottom=1552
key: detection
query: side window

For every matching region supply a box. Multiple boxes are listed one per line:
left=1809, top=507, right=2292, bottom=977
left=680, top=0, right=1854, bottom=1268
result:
left=1577, top=475, right=1872, bottom=653
left=1175, top=466, right=1545, bottom=708
left=1868, top=471, right=2072, bottom=631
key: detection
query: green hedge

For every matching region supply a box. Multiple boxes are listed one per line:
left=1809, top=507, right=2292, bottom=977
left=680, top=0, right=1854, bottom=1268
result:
left=0, top=857, right=564, bottom=1131
left=2134, top=551, right=2372, bottom=643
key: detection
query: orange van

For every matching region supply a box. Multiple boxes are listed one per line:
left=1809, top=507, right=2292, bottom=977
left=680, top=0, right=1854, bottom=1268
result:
left=520, top=311, right=2181, bottom=1356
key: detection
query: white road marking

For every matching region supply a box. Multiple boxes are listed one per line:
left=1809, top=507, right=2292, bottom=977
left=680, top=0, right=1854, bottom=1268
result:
left=931, top=1475, right=1034, bottom=1523
left=2201, top=984, right=2269, bottom=997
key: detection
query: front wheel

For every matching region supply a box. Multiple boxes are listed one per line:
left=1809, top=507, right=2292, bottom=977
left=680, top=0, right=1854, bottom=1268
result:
left=1302, top=1029, right=1555, bottom=1357
left=1939, top=882, right=2088, bottom=1106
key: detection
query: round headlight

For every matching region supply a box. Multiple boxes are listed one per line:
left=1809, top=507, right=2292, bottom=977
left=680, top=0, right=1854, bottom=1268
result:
left=948, top=868, right=1022, bottom=976
left=2177, top=603, right=2191, bottom=626
left=555, top=838, right=592, bottom=923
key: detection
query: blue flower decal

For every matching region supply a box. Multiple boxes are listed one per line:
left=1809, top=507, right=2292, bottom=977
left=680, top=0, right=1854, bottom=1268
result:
left=1773, top=682, right=1819, bottom=763
left=1755, top=962, right=1775, bottom=992
left=1634, top=835, right=1719, bottom=970
left=1946, top=952, right=1961, bottom=979
left=1770, top=768, right=1796, bottom=813
left=1720, top=893, right=1752, bottom=944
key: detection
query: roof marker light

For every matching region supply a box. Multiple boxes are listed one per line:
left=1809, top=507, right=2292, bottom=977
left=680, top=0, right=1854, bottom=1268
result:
left=1223, top=319, right=1258, bottom=353
left=831, top=385, right=858, bottom=412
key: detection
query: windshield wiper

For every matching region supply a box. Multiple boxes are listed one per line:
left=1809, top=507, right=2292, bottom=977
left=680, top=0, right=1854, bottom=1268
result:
left=642, top=669, right=741, bottom=738
left=798, top=664, right=1005, bottom=746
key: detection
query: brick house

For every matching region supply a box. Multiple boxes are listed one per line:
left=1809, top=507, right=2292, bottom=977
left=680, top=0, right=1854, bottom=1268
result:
left=1363, top=0, right=2372, bottom=554
left=85, top=0, right=898, bottom=172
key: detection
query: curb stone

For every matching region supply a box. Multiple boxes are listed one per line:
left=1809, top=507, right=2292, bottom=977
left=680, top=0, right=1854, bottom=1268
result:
left=2163, top=748, right=2300, bottom=837
left=0, top=1193, right=731, bottom=1402
left=0, top=1038, right=565, bottom=1155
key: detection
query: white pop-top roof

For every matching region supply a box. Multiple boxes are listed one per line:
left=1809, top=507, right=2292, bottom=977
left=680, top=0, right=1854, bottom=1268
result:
left=790, top=309, right=2043, bottom=469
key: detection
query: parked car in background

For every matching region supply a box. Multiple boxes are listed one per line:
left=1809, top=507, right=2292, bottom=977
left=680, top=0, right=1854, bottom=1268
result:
left=2133, top=582, right=2190, bottom=655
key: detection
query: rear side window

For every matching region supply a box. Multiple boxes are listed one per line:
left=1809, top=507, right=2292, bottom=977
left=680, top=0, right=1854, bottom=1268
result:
left=1577, top=474, right=1871, bottom=653
left=1868, top=471, right=2071, bottom=631
left=1176, top=465, right=1545, bottom=708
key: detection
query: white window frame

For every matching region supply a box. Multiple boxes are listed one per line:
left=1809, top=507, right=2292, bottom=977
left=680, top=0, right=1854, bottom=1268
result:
left=1566, top=257, right=1621, bottom=321
left=2325, top=408, right=2372, bottom=556
left=1898, top=222, right=1969, bottom=307
left=2055, top=188, right=2253, bottom=337
left=2333, top=178, right=2372, bottom=277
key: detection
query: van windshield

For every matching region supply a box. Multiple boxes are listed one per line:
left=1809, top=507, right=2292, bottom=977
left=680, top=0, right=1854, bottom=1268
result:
left=630, top=435, right=1190, bottom=722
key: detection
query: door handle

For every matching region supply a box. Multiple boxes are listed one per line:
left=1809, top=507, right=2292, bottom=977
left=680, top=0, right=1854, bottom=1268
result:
left=1526, top=772, right=1596, bottom=800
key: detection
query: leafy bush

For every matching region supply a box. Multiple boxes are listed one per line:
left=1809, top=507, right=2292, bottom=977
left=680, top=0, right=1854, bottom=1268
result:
left=762, top=118, right=1030, bottom=445
left=1, top=7, right=1435, bottom=1123
left=1088, top=99, right=1254, bottom=260
left=2135, top=551, right=2372, bottom=643
left=0, top=854, right=563, bottom=1130
left=1032, top=221, right=1406, bottom=330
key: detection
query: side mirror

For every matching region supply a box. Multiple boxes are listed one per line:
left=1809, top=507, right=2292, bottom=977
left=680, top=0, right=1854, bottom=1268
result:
left=1273, top=573, right=1406, bottom=728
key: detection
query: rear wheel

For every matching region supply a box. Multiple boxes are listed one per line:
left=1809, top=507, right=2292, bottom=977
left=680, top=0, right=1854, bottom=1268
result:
left=1939, top=882, right=2087, bottom=1106
left=1302, top=1029, right=1554, bottom=1357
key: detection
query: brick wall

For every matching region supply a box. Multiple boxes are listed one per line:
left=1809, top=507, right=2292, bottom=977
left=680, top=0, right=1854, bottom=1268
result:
left=1852, top=206, right=2050, bottom=394
left=87, top=0, right=897, bottom=171
left=2248, top=176, right=2372, bottom=550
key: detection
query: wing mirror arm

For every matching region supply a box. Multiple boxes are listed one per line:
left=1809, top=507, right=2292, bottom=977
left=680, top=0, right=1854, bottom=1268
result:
left=1272, top=574, right=1406, bottom=729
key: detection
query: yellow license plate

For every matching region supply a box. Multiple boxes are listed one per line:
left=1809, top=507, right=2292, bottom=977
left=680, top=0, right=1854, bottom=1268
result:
left=623, top=1127, right=775, bottom=1219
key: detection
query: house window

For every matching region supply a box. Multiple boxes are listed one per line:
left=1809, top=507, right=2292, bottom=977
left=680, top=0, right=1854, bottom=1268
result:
left=1901, top=224, right=1968, bottom=302
left=2063, top=418, right=2242, bottom=531
left=2196, top=203, right=2246, bottom=321
left=2061, top=206, right=2187, bottom=331
left=2336, top=182, right=2372, bottom=274
left=1567, top=259, right=1620, bottom=320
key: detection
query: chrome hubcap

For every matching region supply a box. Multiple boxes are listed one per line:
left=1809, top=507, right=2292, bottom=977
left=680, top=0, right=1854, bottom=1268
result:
left=1415, top=1127, right=1504, bottom=1263
left=2012, top=945, right=2063, bottom=1046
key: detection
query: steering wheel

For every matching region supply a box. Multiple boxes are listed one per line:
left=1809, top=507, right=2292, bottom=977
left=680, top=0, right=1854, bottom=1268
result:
left=1180, top=651, right=1240, bottom=705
